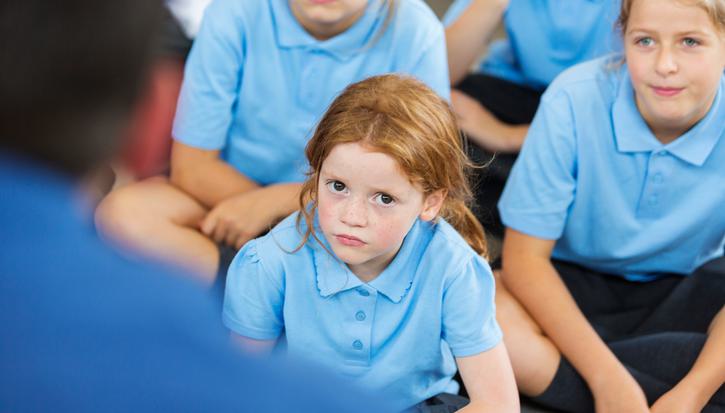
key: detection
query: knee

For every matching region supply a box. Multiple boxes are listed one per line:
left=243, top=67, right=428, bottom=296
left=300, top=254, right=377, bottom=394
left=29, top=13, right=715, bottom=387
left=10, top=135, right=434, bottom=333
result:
left=95, top=184, right=156, bottom=240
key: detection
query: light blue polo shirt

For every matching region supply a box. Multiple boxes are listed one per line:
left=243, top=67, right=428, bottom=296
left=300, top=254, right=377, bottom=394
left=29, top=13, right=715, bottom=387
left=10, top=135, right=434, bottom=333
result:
left=223, top=213, right=502, bottom=410
left=173, top=0, right=449, bottom=185
left=444, top=0, right=621, bottom=90
left=499, top=56, right=725, bottom=281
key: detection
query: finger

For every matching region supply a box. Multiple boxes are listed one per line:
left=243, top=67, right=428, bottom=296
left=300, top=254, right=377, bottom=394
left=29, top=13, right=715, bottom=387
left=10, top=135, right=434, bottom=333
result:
left=225, top=226, right=241, bottom=247
left=200, top=212, right=216, bottom=236
left=210, top=219, right=229, bottom=244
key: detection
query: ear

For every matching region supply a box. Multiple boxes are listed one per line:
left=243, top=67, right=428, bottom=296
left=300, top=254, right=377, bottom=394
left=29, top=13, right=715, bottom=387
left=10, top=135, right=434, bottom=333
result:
left=419, top=189, right=446, bottom=222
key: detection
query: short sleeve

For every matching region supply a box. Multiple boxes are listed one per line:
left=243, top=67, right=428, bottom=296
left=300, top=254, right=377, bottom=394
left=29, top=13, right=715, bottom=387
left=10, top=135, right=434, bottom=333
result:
left=441, top=256, right=502, bottom=357
left=172, top=0, right=245, bottom=150
left=222, top=240, right=285, bottom=340
left=498, top=89, right=578, bottom=240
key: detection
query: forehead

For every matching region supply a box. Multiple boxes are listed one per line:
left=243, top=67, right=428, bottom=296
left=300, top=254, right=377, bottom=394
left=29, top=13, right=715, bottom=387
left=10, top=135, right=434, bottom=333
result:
left=321, top=142, right=414, bottom=189
left=627, top=0, right=717, bottom=33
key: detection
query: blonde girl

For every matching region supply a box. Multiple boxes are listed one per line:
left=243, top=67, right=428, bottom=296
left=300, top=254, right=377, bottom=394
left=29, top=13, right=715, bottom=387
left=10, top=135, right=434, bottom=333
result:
left=497, top=0, right=725, bottom=411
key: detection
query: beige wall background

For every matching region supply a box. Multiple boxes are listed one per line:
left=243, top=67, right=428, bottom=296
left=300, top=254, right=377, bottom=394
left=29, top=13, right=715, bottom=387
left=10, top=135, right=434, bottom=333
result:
left=426, top=0, right=452, bottom=17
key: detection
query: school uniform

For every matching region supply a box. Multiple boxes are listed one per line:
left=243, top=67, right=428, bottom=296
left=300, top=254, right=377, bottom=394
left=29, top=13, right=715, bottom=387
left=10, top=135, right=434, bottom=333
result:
left=0, top=153, right=393, bottom=413
left=223, top=213, right=501, bottom=411
left=498, top=56, right=725, bottom=412
left=173, top=0, right=449, bottom=186
left=444, top=0, right=621, bottom=239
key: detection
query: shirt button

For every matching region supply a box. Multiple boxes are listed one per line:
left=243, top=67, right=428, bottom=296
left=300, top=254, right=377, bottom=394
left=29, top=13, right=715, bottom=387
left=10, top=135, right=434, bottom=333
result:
left=355, top=311, right=366, bottom=321
left=653, top=173, right=664, bottom=184
left=352, top=340, right=363, bottom=350
left=657, top=150, right=667, bottom=157
left=357, top=288, right=370, bottom=297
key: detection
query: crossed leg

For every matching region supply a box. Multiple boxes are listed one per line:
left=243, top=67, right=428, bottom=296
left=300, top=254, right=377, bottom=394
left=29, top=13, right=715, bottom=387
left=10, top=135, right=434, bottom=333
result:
left=95, top=176, right=219, bottom=283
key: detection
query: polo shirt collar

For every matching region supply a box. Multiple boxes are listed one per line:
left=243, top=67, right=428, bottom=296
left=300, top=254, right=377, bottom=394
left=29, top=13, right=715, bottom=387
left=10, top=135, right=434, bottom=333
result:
left=270, top=0, right=385, bottom=61
left=613, top=67, right=724, bottom=166
left=313, top=217, right=426, bottom=303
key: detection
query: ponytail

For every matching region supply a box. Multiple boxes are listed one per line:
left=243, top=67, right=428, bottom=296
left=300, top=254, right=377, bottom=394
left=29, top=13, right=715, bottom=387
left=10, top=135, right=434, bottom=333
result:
left=439, top=199, right=488, bottom=259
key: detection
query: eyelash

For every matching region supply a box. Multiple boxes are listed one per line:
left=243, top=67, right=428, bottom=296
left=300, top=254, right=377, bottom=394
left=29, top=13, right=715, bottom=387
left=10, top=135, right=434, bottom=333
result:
left=634, top=37, right=701, bottom=48
left=682, top=37, right=700, bottom=47
left=325, top=180, right=397, bottom=207
left=635, top=36, right=655, bottom=47
left=326, top=180, right=348, bottom=194
left=373, top=193, right=396, bottom=207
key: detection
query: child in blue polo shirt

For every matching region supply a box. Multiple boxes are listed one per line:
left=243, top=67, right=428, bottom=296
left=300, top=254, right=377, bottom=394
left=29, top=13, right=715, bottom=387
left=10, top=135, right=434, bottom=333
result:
left=95, top=0, right=450, bottom=282
left=223, top=75, right=519, bottom=412
left=497, top=0, right=725, bottom=411
left=443, top=0, right=622, bottom=239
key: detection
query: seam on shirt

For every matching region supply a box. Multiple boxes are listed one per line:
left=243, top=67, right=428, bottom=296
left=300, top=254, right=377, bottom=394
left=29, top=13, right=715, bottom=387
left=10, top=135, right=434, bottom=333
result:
left=222, top=312, right=281, bottom=341
left=450, top=328, right=503, bottom=358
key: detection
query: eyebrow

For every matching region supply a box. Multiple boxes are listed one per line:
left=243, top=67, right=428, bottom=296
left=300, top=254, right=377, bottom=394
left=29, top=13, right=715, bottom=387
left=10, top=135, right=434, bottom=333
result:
left=627, top=28, right=713, bottom=37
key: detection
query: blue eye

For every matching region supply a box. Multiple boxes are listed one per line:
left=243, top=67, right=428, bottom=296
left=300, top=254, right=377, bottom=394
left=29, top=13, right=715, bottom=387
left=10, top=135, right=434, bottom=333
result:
left=636, top=37, right=654, bottom=47
left=327, top=180, right=347, bottom=194
left=373, top=193, right=395, bottom=206
left=682, top=37, right=700, bottom=47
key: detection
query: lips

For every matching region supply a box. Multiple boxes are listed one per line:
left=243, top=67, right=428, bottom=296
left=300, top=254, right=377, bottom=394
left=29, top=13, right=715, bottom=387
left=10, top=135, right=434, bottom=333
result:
left=335, top=234, right=366, bottom=247
left=651, top=86, right=684, bottom=97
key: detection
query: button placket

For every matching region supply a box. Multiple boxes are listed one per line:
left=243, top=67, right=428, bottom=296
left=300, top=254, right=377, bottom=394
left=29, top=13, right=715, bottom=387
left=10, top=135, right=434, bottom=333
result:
left=344, top=287, right=376, bottom=363
left=637, top=151, right=668, bottom=218
left=355, top=311, right=366, bottom=321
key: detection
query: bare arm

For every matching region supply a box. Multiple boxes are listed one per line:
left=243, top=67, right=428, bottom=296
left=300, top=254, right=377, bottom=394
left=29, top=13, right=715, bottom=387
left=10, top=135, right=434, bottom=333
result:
left=170, top=141, right=301, bottom=247
left=651, top=307, right=725, bottom=412
left=501, top=228, right=649, bottom=412
left=445, top=0, right=508, bottom=85
left=450, top=90, right=528, bottom=153
left=457, top=342, right=519, bottom=413
left=230, top=332, right=277, bottom=355
left=170, top=140, right=259, bottom=208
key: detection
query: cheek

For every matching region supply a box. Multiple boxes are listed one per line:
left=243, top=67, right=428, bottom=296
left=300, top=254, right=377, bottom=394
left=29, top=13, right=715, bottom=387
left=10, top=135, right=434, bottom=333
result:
left=626, top=54, right=648, bottom=87
left=371, top=216, right=411, bottom=250
left=316, top=193, right=337, bottom=231
left=690, top=63, right=722, bottom=95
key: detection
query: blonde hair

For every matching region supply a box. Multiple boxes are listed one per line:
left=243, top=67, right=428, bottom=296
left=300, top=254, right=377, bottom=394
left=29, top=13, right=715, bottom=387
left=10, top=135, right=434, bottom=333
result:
left=296, top=74, right=488, bottom=257
left=617, top=0, right=725, bottom=34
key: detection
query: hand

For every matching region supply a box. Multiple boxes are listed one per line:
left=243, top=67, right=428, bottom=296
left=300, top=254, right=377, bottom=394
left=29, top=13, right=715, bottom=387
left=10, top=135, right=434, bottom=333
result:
left=650, top=381, right=706, bottom=413
left=590, top=367, right=649, bottom=413
left=200, top=186, right=290, bottom=249
left=450, top=90, right=526, bottom=153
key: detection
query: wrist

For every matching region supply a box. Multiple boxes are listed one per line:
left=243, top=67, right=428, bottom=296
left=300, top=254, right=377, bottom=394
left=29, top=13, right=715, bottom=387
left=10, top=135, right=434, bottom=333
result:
left=584, top=354, right=630, bottom=392
left=677, top=372, right=719, bottom=408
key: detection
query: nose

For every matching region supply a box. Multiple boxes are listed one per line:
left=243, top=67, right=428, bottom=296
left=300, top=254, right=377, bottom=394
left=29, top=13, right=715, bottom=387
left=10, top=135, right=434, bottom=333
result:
left=340, top=196, right=367, bottom=227
left=655, top=46, right=678, bottom=77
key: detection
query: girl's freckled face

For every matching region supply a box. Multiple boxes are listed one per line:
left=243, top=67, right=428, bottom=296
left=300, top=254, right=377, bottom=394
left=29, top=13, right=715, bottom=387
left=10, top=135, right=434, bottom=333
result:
left=316, top=142, right=428, bottom=280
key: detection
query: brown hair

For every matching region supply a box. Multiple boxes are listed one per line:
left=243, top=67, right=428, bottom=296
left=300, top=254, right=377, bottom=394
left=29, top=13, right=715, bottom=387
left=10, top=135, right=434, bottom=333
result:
left=296, top=74, right=488, bottom=257
left=617, top=0, right=725, bottom=34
